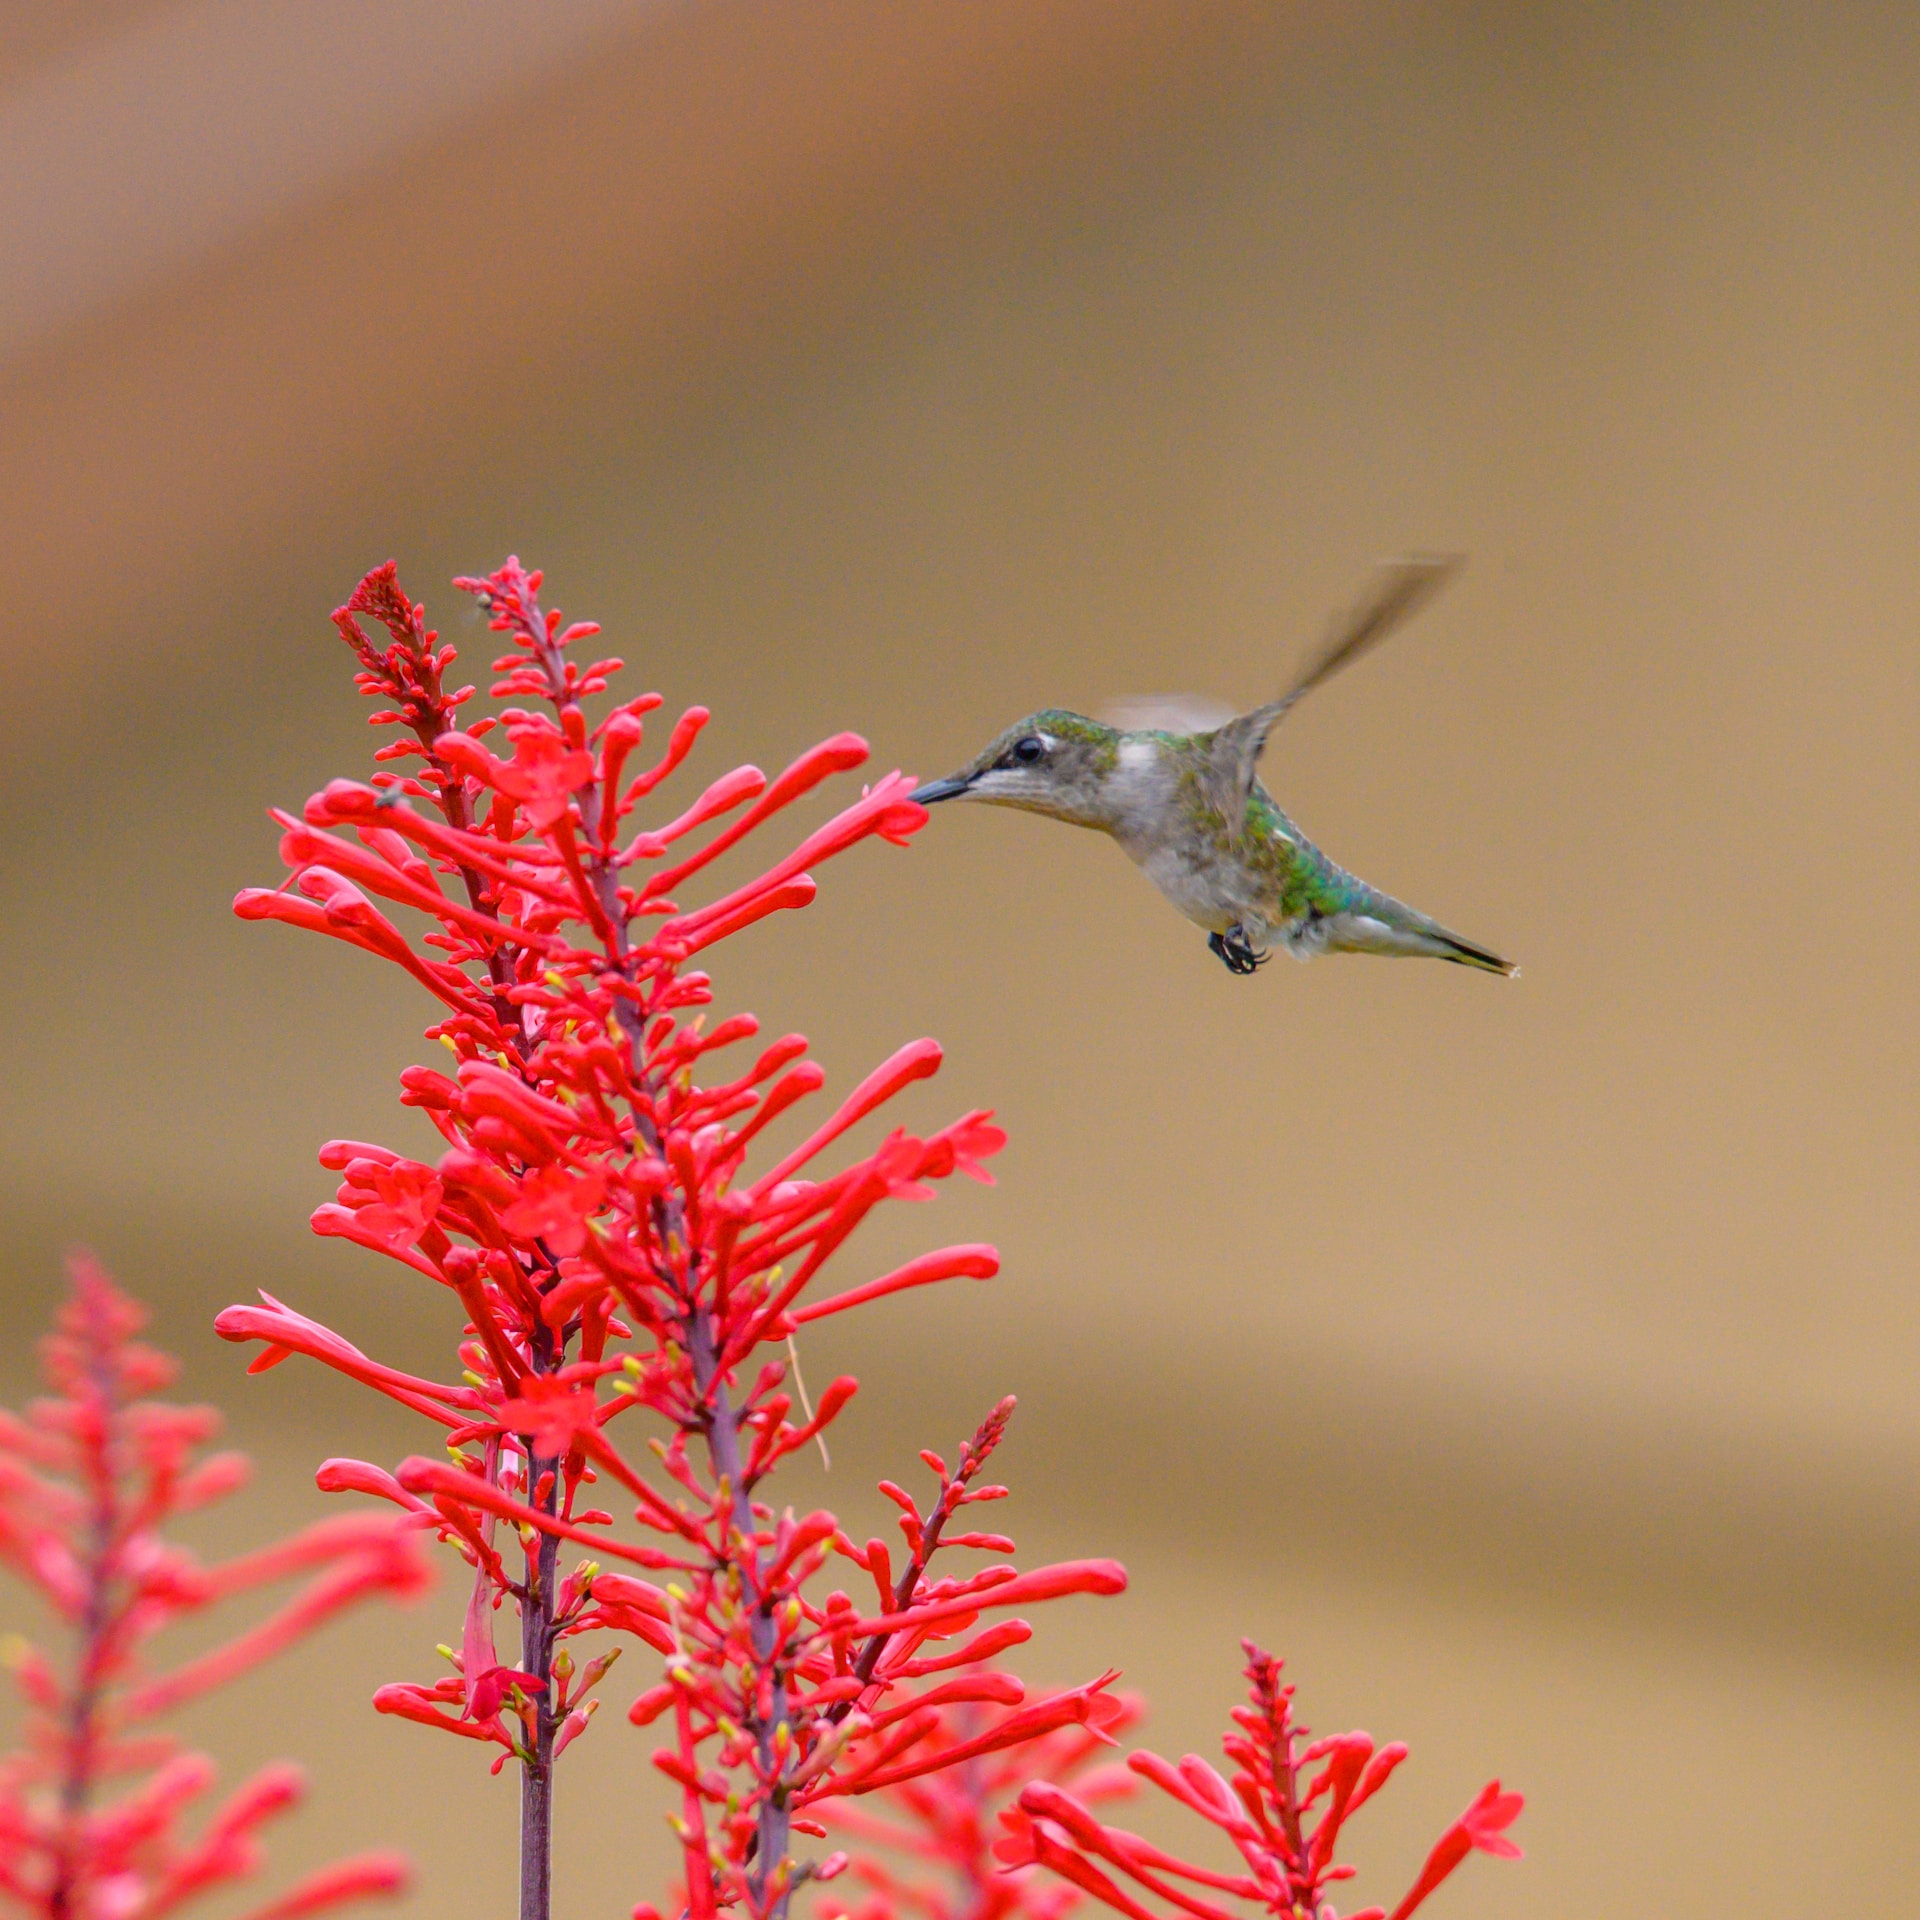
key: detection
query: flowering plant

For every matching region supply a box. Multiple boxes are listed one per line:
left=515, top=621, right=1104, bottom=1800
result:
left=0, top=1256, right=429, bottom=1920
left=211, top=556, right=1523, bottom=1920
left=998, top=1641, right=1523, bottom=1920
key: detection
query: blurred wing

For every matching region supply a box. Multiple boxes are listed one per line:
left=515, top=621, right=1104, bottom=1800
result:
left=1098, top=694, right=1239, bottom=734
left=1201, top=553, right=1465, bottom=826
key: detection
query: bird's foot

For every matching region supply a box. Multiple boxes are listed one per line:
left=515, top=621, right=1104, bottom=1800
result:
left=1209, top=925, right=1270, bottom=975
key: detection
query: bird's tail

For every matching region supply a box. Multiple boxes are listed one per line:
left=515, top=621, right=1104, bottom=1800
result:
left=1307, top=879, right=1518, bottom=976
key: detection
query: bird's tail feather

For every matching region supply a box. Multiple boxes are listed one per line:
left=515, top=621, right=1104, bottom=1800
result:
left=1310, top=885, right=1518, bottom=976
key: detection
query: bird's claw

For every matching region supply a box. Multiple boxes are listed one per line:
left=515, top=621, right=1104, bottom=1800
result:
left=1209, top=926, right=1270, bottom=975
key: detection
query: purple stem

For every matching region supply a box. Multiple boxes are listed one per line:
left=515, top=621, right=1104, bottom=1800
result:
left=687, top=1311, right=792, bottom=1919
left=518, top=1434, right=562, bottom=1920
left=500, top=585, right=797, bottom=1917
left=47, top=1315, right=123, bottom=1918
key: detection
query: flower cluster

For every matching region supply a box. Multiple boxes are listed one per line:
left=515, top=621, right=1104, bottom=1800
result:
left=816, top=1687, right=1145, bottom=1920
left=216, top=561, right=1128, bottom=1920
left=0, top=1256, right=429, bottom=1920
left=997, top=1641, right=1522, bottom=1920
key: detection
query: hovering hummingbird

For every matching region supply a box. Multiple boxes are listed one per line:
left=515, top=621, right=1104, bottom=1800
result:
left=910, top=555, right=1515, bottom=978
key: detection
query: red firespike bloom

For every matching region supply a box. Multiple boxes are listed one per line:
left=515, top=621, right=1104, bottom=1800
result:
left=216, top=560, right=1126, bottom=1920
left=813, top=1688, right=1144, bottom=1920
left=0, top=1257, right=427, bottom=1919
left=996, top=1642, right=1521, bottom=1920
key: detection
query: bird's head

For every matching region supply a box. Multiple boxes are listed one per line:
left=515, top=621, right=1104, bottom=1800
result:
left=911, top=710, right=1124, bottom=828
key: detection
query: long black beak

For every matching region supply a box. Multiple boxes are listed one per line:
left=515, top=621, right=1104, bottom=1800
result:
left=909, top=775, right=973, bottom=805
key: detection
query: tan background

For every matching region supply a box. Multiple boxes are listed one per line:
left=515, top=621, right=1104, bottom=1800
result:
left=4, top=1, right=1919, bottom=1913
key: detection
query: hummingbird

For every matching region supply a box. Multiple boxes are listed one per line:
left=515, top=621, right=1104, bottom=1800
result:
left=909, top=555, right=1515, bottom=977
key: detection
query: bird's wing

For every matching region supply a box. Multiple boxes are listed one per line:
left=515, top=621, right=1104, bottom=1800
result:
left=1200, top=554, right=1464, bottom=828
left=1097, top=694, right=1239, bottom=734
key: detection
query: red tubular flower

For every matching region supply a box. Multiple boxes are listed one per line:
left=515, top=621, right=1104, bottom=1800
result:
left=790, top=1244, right=1000, bottom=1325
left=0, top=1258, right=425, bottom=1919
left=218, top=559, right=1128, bottom=1920
left=822, top=1676, right=1128, bottom=1796
left=231, top=1851, right=413, bottom=1920
left=999, top=1642, right=1521, bottom=1920
left=124, top=1536, right=430, bottom=1719
left=814, top=1703, right=1144, bottom=1920
left=1381, top=1780, right=1525, bottom=1920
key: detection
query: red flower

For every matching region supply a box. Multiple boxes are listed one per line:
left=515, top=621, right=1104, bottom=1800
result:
left=816, top=1698, right=1144, bottom=1920
left=498, top=1162, right=608, bottom=1254
left=490, top=1374, right=606, bottom=1457
left=232, top=1853, right=412, bottom=1920
left=482, top=726, right=597, bottom=833
left=459, top=1567, right=541, bottom=1728
left=1383, top=1780, right=1525, bottom=1920
left=315, top=1150, right=443, bottom=1252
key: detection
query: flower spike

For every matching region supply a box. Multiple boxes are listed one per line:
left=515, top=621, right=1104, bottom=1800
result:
left=219, top=559, right=1122, bottom=1920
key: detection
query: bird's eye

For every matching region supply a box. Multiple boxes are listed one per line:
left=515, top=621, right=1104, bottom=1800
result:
left=1011, top=735, right=1046, bottom=765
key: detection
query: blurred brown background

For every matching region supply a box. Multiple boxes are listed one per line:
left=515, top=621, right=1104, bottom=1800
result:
left=5, top=0, right=1920, bottom=1913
